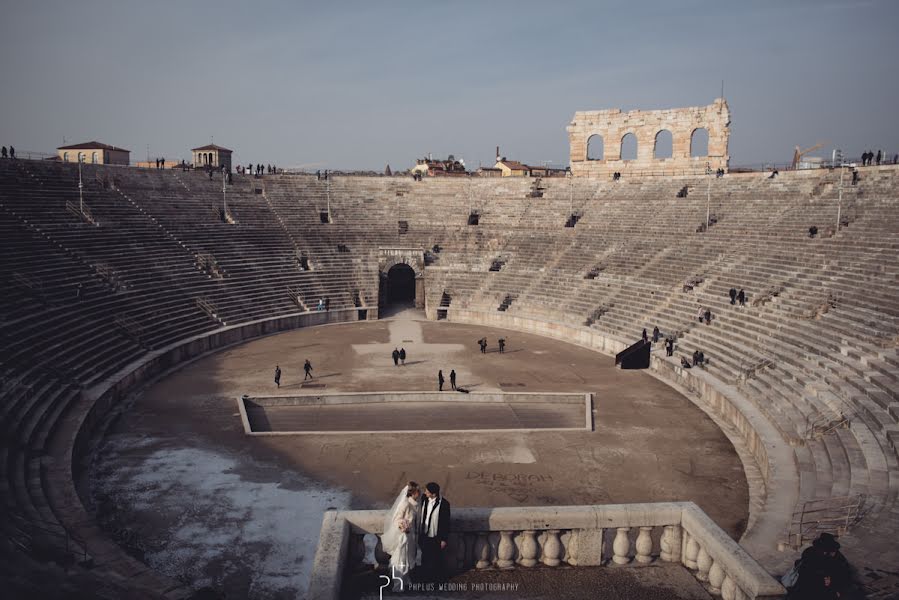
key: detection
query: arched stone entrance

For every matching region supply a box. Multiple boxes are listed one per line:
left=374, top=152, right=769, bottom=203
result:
left=378, top=248, right=425, bottom=310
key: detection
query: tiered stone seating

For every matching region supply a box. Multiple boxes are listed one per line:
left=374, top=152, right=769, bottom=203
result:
left=2, top=161, right=899, bottom=594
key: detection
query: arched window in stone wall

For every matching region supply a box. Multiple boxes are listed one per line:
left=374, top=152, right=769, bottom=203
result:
left=63, top=152, right=69, bottom=162
left=654, top=130, right=673, bottom=159
left=77, top=152, right=85, bottom=163
left=620, top=133, right=638, bottom=161
left=691, top=128, right=709, bottom=157
left=91, top=152, right=98, bottom=164
left=587, top=135, right=604, bottom=160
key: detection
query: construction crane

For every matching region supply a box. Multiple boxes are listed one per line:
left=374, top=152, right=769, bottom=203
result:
left=792, top=142, right=826, bottom=169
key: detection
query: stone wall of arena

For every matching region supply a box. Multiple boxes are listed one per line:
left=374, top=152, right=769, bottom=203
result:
left=439, top=307, right=796, bottom=566
left=567, top=98, right=731, bottom=177
left=48, top=309, right=363, bottom=599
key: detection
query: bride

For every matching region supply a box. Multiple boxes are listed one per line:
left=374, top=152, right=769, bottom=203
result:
left=380, top=481, right=422, bottom=590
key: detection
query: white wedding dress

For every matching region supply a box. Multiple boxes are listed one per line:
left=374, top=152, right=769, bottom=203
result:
left=380, top=486, right=421, bottom=591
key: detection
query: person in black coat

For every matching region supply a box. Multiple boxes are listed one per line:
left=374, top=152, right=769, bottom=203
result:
left=392, top=348, right=400, bottom=366
left=738, top=289, right=746, bottom=306
left=419, top=482, right=451, bottom=583
left=791, top=533, right=852, bottom=599
left=438, top=370, right=444, bottom=391
left=399, top=347, right=406, bottom=365
left=652, top=326, right=660, bottom=343
left=729, top=287, right=737, bottom=305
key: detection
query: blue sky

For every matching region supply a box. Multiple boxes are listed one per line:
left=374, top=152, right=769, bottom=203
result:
left=1, top=0, right=897, bottom=170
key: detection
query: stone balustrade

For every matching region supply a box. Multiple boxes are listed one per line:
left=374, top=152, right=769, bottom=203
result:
left=307, top=502, right=785, bottom=600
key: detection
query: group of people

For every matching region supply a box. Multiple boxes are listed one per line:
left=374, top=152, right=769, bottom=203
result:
left=316, top=298, right=329, bottom=311
left=641, top=326, right=662, bottom=344
left=381, top=481, right=451, bottom=590
left=392, top=347, right=407, bottom=366
left=272, top=360, right=314, bottom=387
left=477, top=337, right=505, bottom=354
left=236, top=163, right=277, bottom=176
left=728, top=287, right=746, bottom=306
left=154, top=158, right=166, bottom=169
left=437, top=369, right=457, bottom=391
left=612, top=171, right=622, bottom=181
left=316, top=169, right=330, bottom=180
left=860, top=149, right=896, bottom=166
left=1, top=146, right=15, bottom=159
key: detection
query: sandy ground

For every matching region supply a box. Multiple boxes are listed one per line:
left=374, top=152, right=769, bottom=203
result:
left=90, top=308, right=748, bottom=599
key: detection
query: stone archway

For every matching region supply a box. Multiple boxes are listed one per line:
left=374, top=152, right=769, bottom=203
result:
left=378, top=248, right=425, bottom=310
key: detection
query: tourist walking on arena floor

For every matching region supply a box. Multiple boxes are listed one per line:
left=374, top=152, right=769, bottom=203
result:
left=399, top=347, right=406, bottom=365
left=450, top=369, right=456, bottom=390
left=478, top=338, right=487, bottom=354
left=438, top=370, right=445, bottom=391
left=304, top=359, right=313, bottom=380
left=498, top=338, right=505, bottom=353
left=274, top=365, right=281, bottom=388
left=392, top=348, right=400, bottom=366
left=652, top=326, right=660, bottom=343
left=729, top=287, right=737, bottom=305
left=738, top=289, right=746, bottom=306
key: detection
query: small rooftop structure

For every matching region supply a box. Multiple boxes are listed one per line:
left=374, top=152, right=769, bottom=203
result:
left=192, top=144, right=233, bottom=170
left=57, top=141, right=130, bottom=165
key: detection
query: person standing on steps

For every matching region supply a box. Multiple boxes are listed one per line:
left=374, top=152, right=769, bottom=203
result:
left=399, top=347, right=406, bottom=365
left=274, top=365, right=281, bottom=388
left=738, top=289, right=746, bottom=306
left=392, top=348, right=400, bottom=366
left=729, top=287, right=737, bottom=305
left=652, top=326, right=660, bottom=343
left=450, top=369, right=456, bottom=391
left=665, top=337, right=674, bottom=357
left=438, top=370, right=445, bottom=391
left=642, top=328, right=648, bottom=344
left=303, top=359, right=313, bottom=380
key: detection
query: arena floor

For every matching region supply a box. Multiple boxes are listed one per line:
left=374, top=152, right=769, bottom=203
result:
left=89, top=307, right=749, bottom=599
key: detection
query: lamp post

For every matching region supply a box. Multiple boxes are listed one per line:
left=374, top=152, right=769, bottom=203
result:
left=706, top=163, right=711, bottom=230
left=222, top=166, right=227, bottom=222
left=836, top=166, right=844, bottom=232
left=78, top=156, right=84, bottom=213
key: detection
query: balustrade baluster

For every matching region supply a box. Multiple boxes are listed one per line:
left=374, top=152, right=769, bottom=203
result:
left=542, top=530, right=562, bottom=566
left=635, top=526, right=653, bottom=564
left=612, top=527, right=631, bottom=565
left=696, top=546, right=712, bottom=582
left=708, top=560, right=725, bottom=594
left=497, top=531, right=515, bottom=569
left=660, top=524, right=681, bottom=562
left=520, top=530, right=539, bottom=567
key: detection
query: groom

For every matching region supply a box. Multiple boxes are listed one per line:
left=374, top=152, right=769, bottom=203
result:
left=418, top=481, right=450, bottom=583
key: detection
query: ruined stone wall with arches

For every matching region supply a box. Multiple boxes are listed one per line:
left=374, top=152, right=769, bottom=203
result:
left=568, top=98, right=730, bottom=177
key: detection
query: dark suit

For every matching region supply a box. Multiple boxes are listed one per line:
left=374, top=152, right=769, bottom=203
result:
left=418, top=495, right=451, bottom=582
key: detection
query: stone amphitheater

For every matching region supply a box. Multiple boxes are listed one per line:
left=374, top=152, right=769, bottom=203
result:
left=1, top=155, right=898, bottom=600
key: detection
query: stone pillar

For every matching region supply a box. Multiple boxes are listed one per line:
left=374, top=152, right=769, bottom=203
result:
left=660, top=525, right=681, bottom=562
left=519, top=531, right=539, bottom=567
left=542, top=530, right=562, bottom=567
left=634, top=526, right=654, bottom=564
left=612, top=527, right=631, bottom=565
left=496, top=531, right=515, bottom=569
left=415, top=276, right=424, bottom=309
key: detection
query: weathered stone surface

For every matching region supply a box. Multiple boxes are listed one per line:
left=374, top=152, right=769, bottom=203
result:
left=567, top=99, right=730, bottom=177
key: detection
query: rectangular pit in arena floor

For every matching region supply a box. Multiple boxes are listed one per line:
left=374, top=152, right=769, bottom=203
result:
left=237, top=392, right=593, bottom=434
